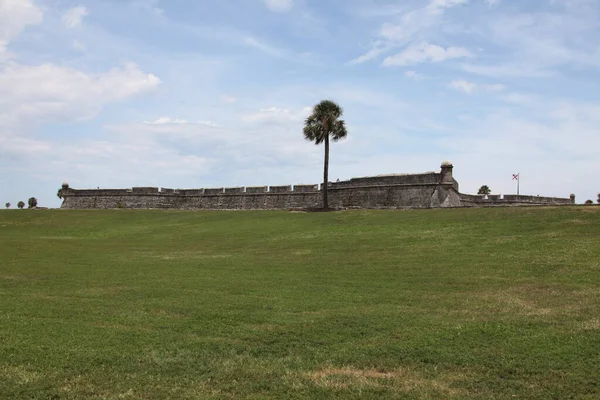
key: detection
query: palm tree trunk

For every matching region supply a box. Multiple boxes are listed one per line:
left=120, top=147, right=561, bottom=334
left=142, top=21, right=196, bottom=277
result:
left=323, top=134, right=329, bottom=209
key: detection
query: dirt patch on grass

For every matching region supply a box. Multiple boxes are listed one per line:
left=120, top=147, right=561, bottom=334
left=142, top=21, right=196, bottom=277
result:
left=91, top=322, right=154, bottom=332
left=307, top=366, right=466, bottom=395
left=566, top=219, right=589, bottom=225
left=473, top=285, right=592, bottom=318
left=38, top=236, right=79, bottom=240
left=479, top=290, right=552, bottom=316
left=248, top=323, right=283, bottom=331
left=149, top=251, right=233, bottom=260
left=578, top=319, right=600, bottom=330
left=0, top=365, right=42, bottom=384
left=76, top=286, right=137, bottom=297
left=292, top=250, right=312, bottom=256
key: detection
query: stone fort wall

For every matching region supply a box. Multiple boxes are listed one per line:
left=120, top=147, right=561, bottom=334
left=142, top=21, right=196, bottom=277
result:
left=59, top=163, right=574, bottom=210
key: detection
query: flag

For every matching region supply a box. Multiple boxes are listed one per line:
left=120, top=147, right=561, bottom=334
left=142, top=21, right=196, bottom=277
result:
left=512, top=174, right=519, bottom=180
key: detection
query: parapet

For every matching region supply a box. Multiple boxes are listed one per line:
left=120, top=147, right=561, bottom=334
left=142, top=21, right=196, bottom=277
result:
left=161, top=188, right=175, bottom=194
left=73, top=189, right=130, bottom=196
left=460, top=193, right=573, bottom=206
left=246, top=186, right=268, bottom=193
left=132, top=187, right=159, bottom=194
left=178, top=189, right=204, bottom=195
left=205, top=188, right=224, bottom=195
left=269, top=185, right=292, bottom=193
left=224, top=187, right=244, bottom=194
left=331, top=173, right=440, bottom=188
left=293, top=184, right=318, bottom=193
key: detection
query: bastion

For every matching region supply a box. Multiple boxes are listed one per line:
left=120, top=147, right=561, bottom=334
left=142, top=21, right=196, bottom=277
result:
left=59, top=163, right=574, bottom=210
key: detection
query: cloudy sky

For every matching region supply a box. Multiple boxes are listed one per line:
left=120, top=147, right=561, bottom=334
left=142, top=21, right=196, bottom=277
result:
left=1, top=0, right=599, bottom=208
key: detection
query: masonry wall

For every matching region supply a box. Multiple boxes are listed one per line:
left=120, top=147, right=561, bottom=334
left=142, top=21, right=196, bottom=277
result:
left=459, top=194, right=573, bottom=207
left=61, top=182, right=463, bottom=210
left=329, top=172, right=459, bottom=191
left=59, top=168, right=572, bottom=210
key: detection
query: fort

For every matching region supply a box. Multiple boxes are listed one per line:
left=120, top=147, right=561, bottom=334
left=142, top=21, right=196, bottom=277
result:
left=59, top=162, right=574, bottom=210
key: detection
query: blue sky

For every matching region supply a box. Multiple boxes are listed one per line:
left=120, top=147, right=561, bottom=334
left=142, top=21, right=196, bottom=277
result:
left=1, top=0, right=599, bottom=208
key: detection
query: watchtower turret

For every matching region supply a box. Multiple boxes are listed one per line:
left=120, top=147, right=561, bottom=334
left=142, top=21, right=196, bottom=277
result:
left=440, top=161, right=454, bottom=186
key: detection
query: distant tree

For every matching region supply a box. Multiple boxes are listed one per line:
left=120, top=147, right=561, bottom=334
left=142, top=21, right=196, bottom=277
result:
left=597, top=193, right=600, bottom=204
left=303, top=100, right=348, bottom=210
left=5, top=202, right=10, bottom=209
left=584, top=200, right=593, bottom=205
left=28, top=197, right=38, bottom=209
left=477, top=185, right=491, bottom=195
left=17, top=201, right=25, bottom=209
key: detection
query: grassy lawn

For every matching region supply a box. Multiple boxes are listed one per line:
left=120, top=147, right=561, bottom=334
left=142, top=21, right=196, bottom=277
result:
left=1, top=207, right=599, bottom=399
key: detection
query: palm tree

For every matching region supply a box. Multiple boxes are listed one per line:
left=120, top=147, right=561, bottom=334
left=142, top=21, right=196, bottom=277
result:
left=303, top=100, right=348, bottom=209
left=17, top=201, right=25, bottom=209
left=477, top=185, right=491, bottom=195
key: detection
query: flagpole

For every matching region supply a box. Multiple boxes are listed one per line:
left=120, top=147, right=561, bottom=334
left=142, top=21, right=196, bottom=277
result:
left=517, top=173, right=520, bottom=195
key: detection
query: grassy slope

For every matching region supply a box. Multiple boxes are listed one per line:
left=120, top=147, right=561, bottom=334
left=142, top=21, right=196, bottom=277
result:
left=0, top=207, right=599, bottom=399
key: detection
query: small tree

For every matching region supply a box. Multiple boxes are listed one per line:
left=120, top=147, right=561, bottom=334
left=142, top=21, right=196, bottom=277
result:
left=477, top=185, right=491, bottom=195
left=597, top=193, right=600, bottom=204
left=5, top=202, right=10, bottom=209
left=28, top=197, right=38, bottom=209
left=17, top=201, right=25, bottom=209
left=584, top=199, right=593, bottom=205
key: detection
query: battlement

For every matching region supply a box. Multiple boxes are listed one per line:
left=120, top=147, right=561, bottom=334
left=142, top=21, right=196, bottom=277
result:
left=460, top=193, right=573, bottom=207
left=59, top=162, right=573, bottom=210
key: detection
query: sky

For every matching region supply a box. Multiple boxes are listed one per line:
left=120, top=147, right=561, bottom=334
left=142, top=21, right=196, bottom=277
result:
left=1, top=0, right=599, bottom=208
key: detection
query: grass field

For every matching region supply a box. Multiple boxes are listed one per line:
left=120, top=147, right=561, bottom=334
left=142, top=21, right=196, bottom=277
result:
left=1, top=207, right=599, bottom=399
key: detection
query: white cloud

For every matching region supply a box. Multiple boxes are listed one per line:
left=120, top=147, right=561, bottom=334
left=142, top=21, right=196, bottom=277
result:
left=220, top=94, right=237, bottom=103
left=144, top=117, right=189, bottom=125
left=72, top=40, right=86, bottom=51
left=242, top=106, right=309, bottom=124
left=1, top=136, right=215, bottom=188
left=483, top=83, right=505, bottom=92
left=404, top=70, right=424, bottom=80
left=243, top=37, right=285, bottom=58
left=463, top=5, right=600, bottom=77
left=263, top=0, right=294, bottom=13
left=428, top=0, right=469, bottom=13
left=436, top=101, right=600, bottom=202
left=449, top=80, right=476, bottom=93
left=62, top=6, right=89, bottom=28
left=383, top=43, right=472, bottom=66
left=501, top=92, right=536, bottom=105
left=484, top=0, right=501, bottom=6
left=351, top=0, right=469, bottom=64
left=461, top=63, right=555, bottom=78
left=0, top=0, right=43, bottom=58
left=449, top=80, right=505, bottom=94
left=348, top=42, right=391, bottom=65
left=142, top=117, right=220, bottom=127
left=0, top=62, right=160, bottom=127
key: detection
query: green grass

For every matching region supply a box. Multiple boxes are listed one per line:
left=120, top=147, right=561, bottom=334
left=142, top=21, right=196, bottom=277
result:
left=1, top=207, right=599, bottom=399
